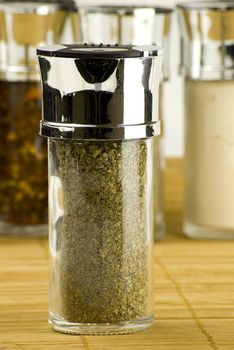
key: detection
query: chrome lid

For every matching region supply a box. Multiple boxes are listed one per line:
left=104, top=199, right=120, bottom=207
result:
left=177, top=1, right=234, bottom=80
left=79, top=5, right=173, bottom=81
left=37, top=44, right=163, bottom=140
left=0, top=0, right=70, bottom=81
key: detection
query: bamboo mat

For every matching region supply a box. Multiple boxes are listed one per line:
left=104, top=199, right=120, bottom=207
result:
left=0, top=158, right=234, bottom=350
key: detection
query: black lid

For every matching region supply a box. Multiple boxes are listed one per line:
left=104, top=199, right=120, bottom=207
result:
left=37, top=44, right=163, bottom=59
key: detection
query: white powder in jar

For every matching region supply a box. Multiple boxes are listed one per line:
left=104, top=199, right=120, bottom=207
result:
left=184, top=79, right=234, bottom=231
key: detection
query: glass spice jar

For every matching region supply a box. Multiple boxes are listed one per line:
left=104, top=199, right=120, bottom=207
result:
left=0, top=0, right=70, bottom=235
left=177, top=1, right=234, bottom=239
left=78, top=5, right=173, bottom=240
left=37, top=44, right=163, bottom=335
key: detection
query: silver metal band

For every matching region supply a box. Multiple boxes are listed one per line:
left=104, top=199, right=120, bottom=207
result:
left=40, top=121, right=161, bottom=140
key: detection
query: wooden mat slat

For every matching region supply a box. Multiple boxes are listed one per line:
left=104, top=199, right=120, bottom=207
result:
left=0, top=158, right=233, bottom=349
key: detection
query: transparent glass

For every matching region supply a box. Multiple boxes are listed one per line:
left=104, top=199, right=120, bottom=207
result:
left=184, top=79, right=234, bottom=239
left=0, top=81, right=48, bottom=235
left=61, top=11, right=82, bottom=44
left=153, top=139, right=165, bottom=240
left=153, top=85, right=165, bottom=240
left=48, top=138, right=154, bottom=335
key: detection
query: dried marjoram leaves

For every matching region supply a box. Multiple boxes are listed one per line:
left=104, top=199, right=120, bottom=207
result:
left=50, top=138, right=153, bottom=323
left=0, top=81, right=48, bottom=226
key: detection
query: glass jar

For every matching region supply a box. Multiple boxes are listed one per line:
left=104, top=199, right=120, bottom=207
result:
left=177, top=2, right=234, bottom=239
left=79, top=5, right=173, bottom=240
left=0, top=0, right=68, bottom=236
left=37, top=44, right=162, bottom=334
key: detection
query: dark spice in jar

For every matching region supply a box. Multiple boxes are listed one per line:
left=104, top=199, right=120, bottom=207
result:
left=0, top=81, right=48, bottom=225
left=51, top=139, right=153, bottom=323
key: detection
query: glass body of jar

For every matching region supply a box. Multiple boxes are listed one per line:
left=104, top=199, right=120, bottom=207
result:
left=0, top=80, right=48, bottom=235
left=48, top=138, right=155, bottom=334
left=153, top=84, right=166, bottom=240
left=184, top=79, right=234, bottom=239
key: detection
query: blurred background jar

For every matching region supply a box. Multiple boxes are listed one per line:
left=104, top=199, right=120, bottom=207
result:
left=78, top=4, right=173, bottom=240
left=177, top=1, right=234, bottom=239
left=0, top=0, right=73, bottom=236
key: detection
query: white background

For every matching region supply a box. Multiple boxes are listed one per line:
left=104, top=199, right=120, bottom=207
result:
left=76, top=0, right=190, bottom=157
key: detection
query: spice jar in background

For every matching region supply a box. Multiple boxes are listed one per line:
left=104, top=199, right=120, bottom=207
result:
left=0, top=0, right=71, bottom=235
left=37, top=44, right=162, bottom=334
left=177, top=1, right=234, bottom=239
left=78, top=5, right=173, bottom=240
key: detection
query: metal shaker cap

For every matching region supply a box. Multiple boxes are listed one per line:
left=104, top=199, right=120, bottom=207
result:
left=79, top=5, right=173, bottom=81
left=177, top=1, right=234, bottom=80
left=37, top=44, right=163, bottom=140
left=0, top=0, right=70, bottom=81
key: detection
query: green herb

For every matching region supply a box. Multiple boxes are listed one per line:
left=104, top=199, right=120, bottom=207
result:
left=51, top=139, right=153, bottom=323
